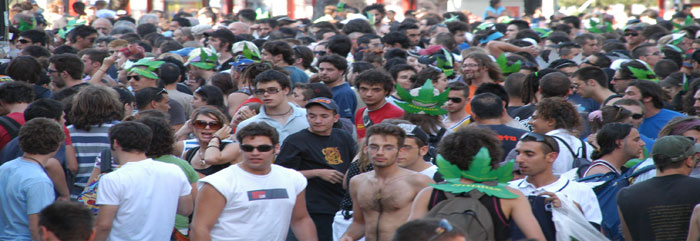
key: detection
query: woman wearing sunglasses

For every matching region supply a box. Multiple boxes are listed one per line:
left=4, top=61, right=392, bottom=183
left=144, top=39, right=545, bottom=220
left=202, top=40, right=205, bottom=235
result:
left=587, top=105, right=649, bottom=150
left=175, top=106, right=240, bottom=177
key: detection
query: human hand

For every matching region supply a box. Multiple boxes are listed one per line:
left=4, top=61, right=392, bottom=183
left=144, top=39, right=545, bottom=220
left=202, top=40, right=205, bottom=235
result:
left=539, top=191, right=561, bottom=208
left=338, top=236, right=354, bottom=241
left=214, top=124, right=232, bottom=140
left=103, top=51, right=119, bottom=67
left=317, top=169, right=345, bottom=184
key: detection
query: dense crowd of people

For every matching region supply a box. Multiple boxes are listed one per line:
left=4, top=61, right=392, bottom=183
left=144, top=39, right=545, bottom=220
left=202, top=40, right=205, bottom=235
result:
left=4, top=0, right=700, bottom=240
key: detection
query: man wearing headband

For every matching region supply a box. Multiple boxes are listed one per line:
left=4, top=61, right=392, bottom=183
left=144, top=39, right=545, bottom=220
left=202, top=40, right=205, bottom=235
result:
left=618, top=135, right=700, bottom=241
left=185, top=47, right=218, bottom=84
left=128, top=58, right=187, bottom=130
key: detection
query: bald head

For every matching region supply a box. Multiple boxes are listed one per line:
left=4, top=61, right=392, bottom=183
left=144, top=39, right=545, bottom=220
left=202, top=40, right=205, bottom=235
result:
left=228, top=22, right=250, bottom=35
left=92, top=18, right=113, bottom=36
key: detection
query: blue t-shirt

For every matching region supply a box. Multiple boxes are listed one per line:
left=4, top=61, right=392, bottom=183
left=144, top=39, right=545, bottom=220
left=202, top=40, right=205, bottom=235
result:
left=284, top=66, right=309, bottom=88
left=484, top=6, right=506, bottom=19
left=331, top=83, right=358, bottom=120
left=639, top=109, right=685, bottom=139
left=0, top=158, right=55, bottom=240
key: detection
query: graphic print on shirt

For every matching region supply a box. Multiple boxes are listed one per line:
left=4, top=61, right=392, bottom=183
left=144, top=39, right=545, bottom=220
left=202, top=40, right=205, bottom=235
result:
left=247, top=188, right=289, bottom=201
left=322, top=147, right=343, bottom=165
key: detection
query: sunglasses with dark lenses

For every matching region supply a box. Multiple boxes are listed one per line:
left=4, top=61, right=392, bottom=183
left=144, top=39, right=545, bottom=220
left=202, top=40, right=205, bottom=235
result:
left=128, top=75, right=141, bottom=81
left=47, top=69, right=59, bottom=74
left=613, top=104, right=644, bottom=119
left=18, top=39, right=30, bottom=44
left=193, top=120, right=223, bottom=130
left=520, top=132, right=556, bottom=151
left=314, top=51, right=326, bottom=56
left=624, top=32, right=639, bottom=37
left=448, top=97, right=462, bottom=103
left=240, top=144, right=274, bottom=152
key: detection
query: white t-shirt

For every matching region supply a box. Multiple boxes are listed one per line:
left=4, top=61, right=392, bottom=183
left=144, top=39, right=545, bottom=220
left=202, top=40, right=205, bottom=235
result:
left=419, top=164, right=438, bottom=178
left=97, top=159, right=191, bottom=241
left=199, top=164, right=307, bottom=241
left=509, top=177, right=602, bottom=224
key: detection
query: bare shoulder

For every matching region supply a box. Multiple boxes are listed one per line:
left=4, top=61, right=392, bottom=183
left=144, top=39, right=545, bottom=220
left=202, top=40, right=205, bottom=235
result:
left=350, top=171, right=373, bottom=186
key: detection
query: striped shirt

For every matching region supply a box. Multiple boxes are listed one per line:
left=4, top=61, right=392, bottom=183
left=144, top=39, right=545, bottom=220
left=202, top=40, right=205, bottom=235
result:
left=68, top=121, right=119, bottom=197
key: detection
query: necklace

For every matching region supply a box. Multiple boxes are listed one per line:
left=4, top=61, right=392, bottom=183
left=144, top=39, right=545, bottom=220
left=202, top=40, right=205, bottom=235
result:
left=22, top=156, right=45, bottom=170
left=267, top=106, right=293, bottom=116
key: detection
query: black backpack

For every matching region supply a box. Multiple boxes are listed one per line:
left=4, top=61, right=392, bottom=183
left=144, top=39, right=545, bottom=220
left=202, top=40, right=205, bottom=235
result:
left=426, top=182, right=496, bottom=241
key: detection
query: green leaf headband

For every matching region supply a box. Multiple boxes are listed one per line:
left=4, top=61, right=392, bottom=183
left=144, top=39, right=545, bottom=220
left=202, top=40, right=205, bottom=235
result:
left=442, top=14, right=460, bottom=24
left=186, top=48, right=218, bottom=70
left=532, top=27, right=552, bottom=38
left=496, top=53, right=521, bottom=74
left=430, top=148, right=517, bottom=199
left=242, top=43, right=261, bottom=62
left=628, top=64, right=658, bottom=83
left=395, top=81, right=450, bottom=116
left=255, top=8, right=270, bottom=20
left=18, top=18, right=36, bottom=32
left=587, top=19, right=613, bottom=33
left=436, top=48, right=454, bottom=77
left=128, top=59, right=164, bottom=79
left=336, top=3, right=345, bottom=12
left=57, top=19, right=87, bottom=39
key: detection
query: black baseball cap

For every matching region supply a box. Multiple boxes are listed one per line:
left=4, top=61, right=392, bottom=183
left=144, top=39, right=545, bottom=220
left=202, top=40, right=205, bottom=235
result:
left=397, top=123, right=429, bottom=145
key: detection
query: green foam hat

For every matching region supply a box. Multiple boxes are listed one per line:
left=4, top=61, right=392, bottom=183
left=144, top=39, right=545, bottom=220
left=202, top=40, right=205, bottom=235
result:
left=127, top=58, right=164, bottom=79
left=395, top=81, right=450, bottom=116
left=186, top=47, right=218, bottom=70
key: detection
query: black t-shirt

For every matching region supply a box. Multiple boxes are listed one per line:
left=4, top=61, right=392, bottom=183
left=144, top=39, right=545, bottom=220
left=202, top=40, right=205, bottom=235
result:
left=483, top=124, right=527, bottom=161
left=218, top=57, right=236, bottom=72
left=511, top=104, right=535, bottom=130
left=617, top=174, right=700, bottom=241
left=276, top=129, right=357, bottom=214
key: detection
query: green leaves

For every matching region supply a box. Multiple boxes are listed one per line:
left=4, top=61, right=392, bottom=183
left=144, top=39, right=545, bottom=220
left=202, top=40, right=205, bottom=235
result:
left=242, top=44, right=261, bottom=62
left=436, top=48, right=455, bottom=77
left=432, top=148, right=517, bottom=199
left=532, top=28, right=552, bottom=38
left=394, top=81, right=450, bottom=115
left=431, top=182, right=518, bottom=199
left=18, top=18, right=36, bottom=32
left=436, top=154, right=462, bottom=181
left=443, top=14, right=460, bottom=24
left=628, top=65, right=658, bottom=82
left=255, top=8, right=269, bottom=20
left=587, top=19, right=613, bottom=33
left=496, top=53, right=521, bottom=74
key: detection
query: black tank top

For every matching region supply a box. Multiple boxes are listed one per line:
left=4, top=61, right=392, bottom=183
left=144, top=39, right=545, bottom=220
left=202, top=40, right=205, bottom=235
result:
left=428, top=188, right=511, bottom=241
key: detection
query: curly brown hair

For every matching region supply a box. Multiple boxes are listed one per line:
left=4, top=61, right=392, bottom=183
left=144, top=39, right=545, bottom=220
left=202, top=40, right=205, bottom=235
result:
left=69, top=85, right=124, bottom=131
left=535, top=97, right=582, bottom=135
left=438, top=126, right=502, bottom=170
left=19, top=118, right=65, bottom=155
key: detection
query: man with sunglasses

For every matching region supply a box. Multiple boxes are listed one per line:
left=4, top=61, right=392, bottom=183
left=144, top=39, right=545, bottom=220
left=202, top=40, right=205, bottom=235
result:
left=191, top=122, right=318, bottom=241
left=236, top=70, right=309, bottom=144
left=48, top=53, right=87, bottom=95
left=16, top=30, right=48, bottom=50
left=618, top=135, right=700, bottom=241
left=572, top=67, right=620, bottom=106
left=623, top=80, right=685, bottom=139
left=443, top=82, right=471, bottom=132
left=276, top=97, right=356, bottom=241
left=623, top=24, right=646, bottom=52
left=632, top=43, right=664, bottom=68
left=509, top=132, right=602, bottom=233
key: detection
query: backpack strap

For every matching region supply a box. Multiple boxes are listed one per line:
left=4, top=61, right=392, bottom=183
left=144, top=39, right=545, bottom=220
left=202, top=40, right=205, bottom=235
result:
left=0, top=116, right=22, bottom=140
left=184, top=146, right=201, bottom=162
left=582, top=160, right=618, bottom=177
left=550, top=135, right=578, bottom=157
left=100, top=149, right=113, bottom=173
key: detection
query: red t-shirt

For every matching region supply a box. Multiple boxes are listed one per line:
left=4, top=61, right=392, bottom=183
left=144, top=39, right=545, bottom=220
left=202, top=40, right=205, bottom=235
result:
left=354, top=102, right=405, bottom=139
left=0, top=112, right=73, bottom=151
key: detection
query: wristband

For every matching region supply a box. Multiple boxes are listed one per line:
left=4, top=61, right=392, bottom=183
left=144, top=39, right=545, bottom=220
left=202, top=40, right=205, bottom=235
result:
left=207, top=145, right=219, bottom=149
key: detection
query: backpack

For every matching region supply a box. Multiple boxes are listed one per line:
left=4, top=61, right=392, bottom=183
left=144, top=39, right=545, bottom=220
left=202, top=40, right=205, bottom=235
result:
left=0, top=116, right=21, bottom=141
left=577, top=162, right=655, bottom=241
left=77, top=149, right=115, bottom=215
left=551, top=135, right=590, bottom=170
left=426, top=182, right=495, bottom=241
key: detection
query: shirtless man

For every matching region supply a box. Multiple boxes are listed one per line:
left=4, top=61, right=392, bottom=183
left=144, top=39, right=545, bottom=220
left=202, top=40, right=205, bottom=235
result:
left=339, top=123, right=434, bottom=241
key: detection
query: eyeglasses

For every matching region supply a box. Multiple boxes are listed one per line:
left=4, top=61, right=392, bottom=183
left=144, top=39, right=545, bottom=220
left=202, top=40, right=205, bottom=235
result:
left=367, top=144, right=398, bottom=152
left=462, top=63, right=480, bottom=68
left=612, top=77, right=629, bottom=81
left=47, top=68, right=59, bottom=74
left=520, top=132, right=556, bottom=151
left=128, top=75, right=141, bottom=81
left=18, top=39, right=29, bottom=44
left=314, top=51, right=326, bottom=56
left=613, top=104, right=644, bottom=119
left=193, top=120, right=223, bottom=130
left=240, top=144, right=274, bottom=152
left=254, top=87, right=281, bottom=96
left=448, top=97, right=462, bottom=103
left=624, top=32, right=639, bottom=37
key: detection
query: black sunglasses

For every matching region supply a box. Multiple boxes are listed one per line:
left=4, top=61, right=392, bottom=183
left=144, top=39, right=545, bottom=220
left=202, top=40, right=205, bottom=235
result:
left=613, top=104, right=644, bottom=119
left=624, top=32, right=639, bottom=37
left=448, top=97, right=462, bottom=103
left=314, top=51, right=326, bottom=56
left=128, top=75, right=141, bottom=81
left=520, top=132, right=556, bottom=151
left=18, top=39, right=30, bottom=44
left=240, top=144, right=274, bottom=152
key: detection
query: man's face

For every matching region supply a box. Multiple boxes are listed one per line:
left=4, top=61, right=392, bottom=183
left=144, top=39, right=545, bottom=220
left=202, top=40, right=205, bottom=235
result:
left=292, top=88, right=307, bottom=107
left=319, top=62, right=344, bottom=84
left=581, top=39, right=599, bottom=56
left=259, top=23, right=273, bottom=37
left=16, top=36, right=34, bottom=50
left=505, top=24, right=519, bottom=40
left=461, top=58, right=482, bottom=81
left=611, top=71, right=632, bottom=93
left=80, top=55, right=96, bottom=75
left=255, top=81, right=289, bottom=109
left=208, top=37, right=225, bottom=52
left=366, top=9, right=384, bottom=23
left=621, top=128, right=644, bottom=160
left=92, top=20, right=112, bottom=36
left=169, top=21, right=180, bottom=31
left=445, top=90, right=468, bottom=113
left=240, top=135, right=278, bottom=173
left=515, top=141, right=555, bottom=177
left=365, top=134, right=399, bottom=168
left=453, top=30, right=466, bottom=44
left=639, top=46, right=663, bottom=67
left=358, top=83, right=388, bottom=106
left=396, top=70, right=415, bottom=90
left=154, top=94, right=170, bottom=113
left=48, top=63, right=65, bottom=89
left=625, top=30, right=644, bottom=46
left=77, top=33, right=98, bottom=50
left=128, top=70, right=157, bottom=91
left=173, top=29, right=185, bottom=42
left=405, top=29, right=420, bottom=47
left=623, top=86, right=644, bottom=102
left=397, top=137, right=425, bottom=169
left=306, top=105, right=338, bottom=135
left=260, top=49, right=281, bottom=63
left=572, top=77, right=593, bottom=98
left=368, top=38, right=383, bottom=52
left=618, top=104, right=645, bottom=128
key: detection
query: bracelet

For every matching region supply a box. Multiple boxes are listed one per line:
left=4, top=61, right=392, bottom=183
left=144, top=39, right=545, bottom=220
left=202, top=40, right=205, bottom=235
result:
left=211, top=136, right=221, bottom=141
left=207, top=145, right=219, bottom=149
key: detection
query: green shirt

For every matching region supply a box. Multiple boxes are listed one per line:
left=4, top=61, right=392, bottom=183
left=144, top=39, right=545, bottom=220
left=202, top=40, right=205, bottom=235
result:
left=155, top=155, right=199, bottom=231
